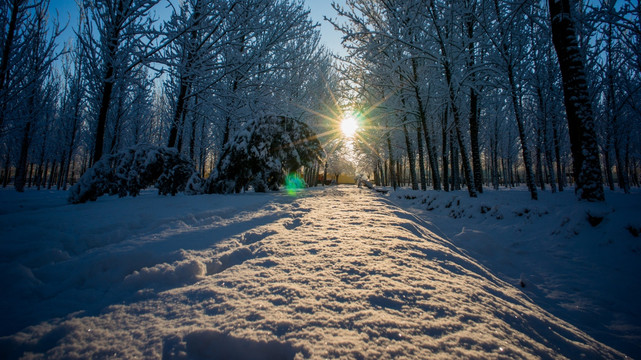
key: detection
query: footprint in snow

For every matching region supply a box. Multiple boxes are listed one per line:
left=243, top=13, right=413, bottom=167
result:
left=284, top=218, right=302, bottom=230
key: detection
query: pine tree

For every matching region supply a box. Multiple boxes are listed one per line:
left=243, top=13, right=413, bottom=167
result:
left=208, top=115, right=322, bottom=194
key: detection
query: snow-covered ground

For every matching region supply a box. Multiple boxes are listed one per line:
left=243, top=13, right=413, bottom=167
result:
left=389, top=186, right=641, bottom=358
left=0, top=185, right=638, bottom=359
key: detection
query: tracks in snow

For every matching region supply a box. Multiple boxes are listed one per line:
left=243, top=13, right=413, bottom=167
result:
left=139, top=186, right=621, bottom=359
left=2, top=186, right=623, bottom=359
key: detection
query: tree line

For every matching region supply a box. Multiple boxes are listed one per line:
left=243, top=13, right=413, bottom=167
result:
left=332, top=0, right=640, bottom=201
left=1, top=0, right=639, bottom=202
left=0, top=0, right=337, bottom=194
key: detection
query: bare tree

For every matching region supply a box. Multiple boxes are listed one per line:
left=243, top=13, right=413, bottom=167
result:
left=8, top=0, right=61, bottom=192
left=81, top=0, right=159, bottom=163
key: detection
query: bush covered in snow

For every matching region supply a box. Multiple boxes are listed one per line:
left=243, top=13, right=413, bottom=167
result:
left=68, top=116, right=322, bottom=202
left=68, top=145, right=202, bottom=203
left=207, top=115, right=322, bottom=194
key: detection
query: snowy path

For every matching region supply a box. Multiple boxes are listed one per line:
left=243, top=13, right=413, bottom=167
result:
left=1, top=186, right=623, bottom=359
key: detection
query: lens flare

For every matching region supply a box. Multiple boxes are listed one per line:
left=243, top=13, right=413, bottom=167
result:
left=285, top=173, right=305, bottom=196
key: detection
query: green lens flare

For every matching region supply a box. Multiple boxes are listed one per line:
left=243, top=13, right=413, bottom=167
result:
left=285, top=173, right=305, bottom=196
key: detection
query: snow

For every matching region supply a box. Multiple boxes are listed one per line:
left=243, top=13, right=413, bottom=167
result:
left=0, top=185, right=638, bottom=359
left=390, top=186, right=641, bottom=358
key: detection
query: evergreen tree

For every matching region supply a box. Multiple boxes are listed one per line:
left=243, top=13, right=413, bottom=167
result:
left=208, top=115, right=322, bottom=194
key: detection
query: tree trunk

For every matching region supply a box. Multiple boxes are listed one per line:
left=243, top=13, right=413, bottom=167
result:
left=48, top=160, right=57, bottom=189
left=553, top=125, right=565, bottom=191
left=167, top=80, right=189, bottom=148
left=27, top=162, right=34, bottom=188
left=63, top=103, right=80, bottom=190
left=387, top=132, right=396, bottom=190
left=109, top=89, right=124, bottom=154
left=411, top=58, right=441, bottom=190
left=447, top=69, right=475, bottom=196
left=604, top=19, right=630, bottom=194
left=69, top=157, right=76, bottom=186
left=38, top=160, right=48, bottom=190
left=492, top=134, right=499, bottom=190
left=0, top=0, right=23, bottom=130
left=14, top=121, right=31, bottom=192
left=507, top=157, right=513, bottom=187
left=442, top=108, right=449, bottom=192
left=631, top=163, right=637, bottom=187
left=93, top=0, right=147, bottom=163
left=451, top=130, right=460, bottom=190
left=199, top=109, right=207, bottom=176
left=442, top=60, right=475, bottom=196
left=189, top=96, right=199, bottom=161
left=508, top=69, right=538, bottom=200
left=615, top=139, right=630, bottom=193
left=416, top=124, right=427, bottom=190
left=323, top=161, right=328, bottom=185
left=169, top=2, right=203, bottom=148
left=176, top=103, right=189, bottom=152
left=373, top=162, right=378, bottom=186
left=93, top=26, right=121, bottom=163
left=604, top=144, right=615, bottom=190
left=536, top=126, right=545, bottom=191
left=3, top=150, right=11, bottom=187
left=603, top=21, right=617, bottom=191
left=466, top=8, right=483, bottom=194
left=549, top=0, right=604, bottom=201
left=544, top=139, right=557, bottom=193
left=403, top=122, right=418, bottom=190
left=506, top=158, right=511, bottom=187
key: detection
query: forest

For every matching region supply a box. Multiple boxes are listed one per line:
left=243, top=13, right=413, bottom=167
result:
left=0, top=0, right=639, bottom=202
left=2, top=1, right=641, bottom=357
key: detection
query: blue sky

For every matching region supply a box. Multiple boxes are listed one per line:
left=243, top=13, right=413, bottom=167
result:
left=48, top=0, right=347, bottom=56
left=305, top=0, right=347, bottom=56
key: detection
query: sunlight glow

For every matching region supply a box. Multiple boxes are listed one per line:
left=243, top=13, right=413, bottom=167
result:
left=340, top=115, right=359, bottom=138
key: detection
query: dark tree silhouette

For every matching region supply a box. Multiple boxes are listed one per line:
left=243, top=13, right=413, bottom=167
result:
left=549, top=0, right=605, bottom=201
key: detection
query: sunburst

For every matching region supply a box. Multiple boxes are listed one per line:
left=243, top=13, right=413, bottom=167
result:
left=340, top=114, right=359, bottom=138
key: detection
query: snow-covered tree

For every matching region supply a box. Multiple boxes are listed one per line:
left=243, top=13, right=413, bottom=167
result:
left=331, top=0, right=636, bottom=198
left=80, top=0, right=160, bottom=163
left=549, top=0, right=605, bottom=201
left=68, top=144, right=202, bottom=204
left=0, top=0, right=61, bottom=192
left=207, top=115, right=322, bottom=193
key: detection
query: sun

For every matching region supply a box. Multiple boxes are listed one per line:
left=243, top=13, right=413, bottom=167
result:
left=340, top=115, right=359, bottom=138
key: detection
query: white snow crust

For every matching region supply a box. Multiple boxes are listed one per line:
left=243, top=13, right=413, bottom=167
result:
left=0, top=186, right=638, bottom=359
left=390, top=187, right=641, bottom=358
